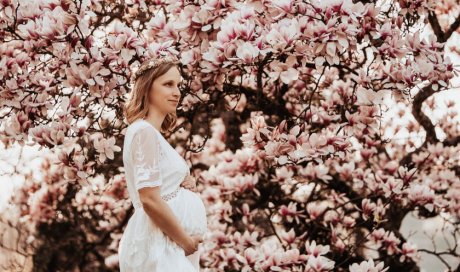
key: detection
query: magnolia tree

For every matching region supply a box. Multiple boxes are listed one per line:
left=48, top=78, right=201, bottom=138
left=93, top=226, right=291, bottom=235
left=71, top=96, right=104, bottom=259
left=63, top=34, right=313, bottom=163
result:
left=1, top=0, right=460, bottom=271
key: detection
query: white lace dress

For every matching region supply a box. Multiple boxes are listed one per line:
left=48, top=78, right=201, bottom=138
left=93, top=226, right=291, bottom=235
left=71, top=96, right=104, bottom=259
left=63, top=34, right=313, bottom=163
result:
left=118, top=119, right=208, bottom=271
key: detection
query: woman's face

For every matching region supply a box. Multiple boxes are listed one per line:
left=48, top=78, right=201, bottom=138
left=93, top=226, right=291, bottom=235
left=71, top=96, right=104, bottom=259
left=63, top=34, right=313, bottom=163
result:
left=148, top=66, right=182, bottom=114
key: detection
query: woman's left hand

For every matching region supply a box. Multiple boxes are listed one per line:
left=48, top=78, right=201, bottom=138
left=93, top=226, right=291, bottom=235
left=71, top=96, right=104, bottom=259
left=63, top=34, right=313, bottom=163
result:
left=180, top=174, right=197, bottom=192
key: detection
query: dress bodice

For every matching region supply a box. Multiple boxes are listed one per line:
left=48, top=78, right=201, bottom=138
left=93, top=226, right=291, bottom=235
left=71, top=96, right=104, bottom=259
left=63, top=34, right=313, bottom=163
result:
left=122, top=119, right=190, bottom=209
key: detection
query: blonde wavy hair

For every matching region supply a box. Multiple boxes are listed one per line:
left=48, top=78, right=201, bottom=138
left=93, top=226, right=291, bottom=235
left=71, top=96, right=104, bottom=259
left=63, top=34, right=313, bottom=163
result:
left=123, top=60, right=179, bottom=133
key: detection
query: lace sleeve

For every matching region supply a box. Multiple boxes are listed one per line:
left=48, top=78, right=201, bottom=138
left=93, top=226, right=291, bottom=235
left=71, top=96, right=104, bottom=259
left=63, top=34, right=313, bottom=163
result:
left=130, top=126, right=162, bottom=190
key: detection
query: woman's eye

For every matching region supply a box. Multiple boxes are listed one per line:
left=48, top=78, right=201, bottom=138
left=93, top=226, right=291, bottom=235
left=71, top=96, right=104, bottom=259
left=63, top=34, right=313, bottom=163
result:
left=165, top=82, right=181, bottom=87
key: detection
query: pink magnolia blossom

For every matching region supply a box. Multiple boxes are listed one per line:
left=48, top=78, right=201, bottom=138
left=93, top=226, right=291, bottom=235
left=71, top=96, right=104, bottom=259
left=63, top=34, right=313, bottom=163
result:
left=93, top=136, right=121, bottom=163
left=305, top=240, right=330, bottom=257
left=236, top=41, right=260, bottom=63
left=406, top=182, right=436, bottom=205
left=349, top=259, right=389, bottom=272
left=278, top=202, right=304, bottom=224
left=400, top=242, right=420, bottom=262
left=306, top=255, right=335, bottom=272
left=265, top=18, right=300, bottom=51
left=306, top=201, right=330, bottom=220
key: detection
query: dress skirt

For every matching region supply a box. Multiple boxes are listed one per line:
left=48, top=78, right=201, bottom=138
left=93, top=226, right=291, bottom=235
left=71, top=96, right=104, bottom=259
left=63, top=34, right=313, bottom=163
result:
left=118, top=187, right=208, bottom=271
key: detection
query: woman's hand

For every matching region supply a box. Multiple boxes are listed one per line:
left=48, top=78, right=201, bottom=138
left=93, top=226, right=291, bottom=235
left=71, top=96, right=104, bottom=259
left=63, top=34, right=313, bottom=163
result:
left=182, top=234, right=203, bottom=256
left=180, top=174, right=197, bottom=192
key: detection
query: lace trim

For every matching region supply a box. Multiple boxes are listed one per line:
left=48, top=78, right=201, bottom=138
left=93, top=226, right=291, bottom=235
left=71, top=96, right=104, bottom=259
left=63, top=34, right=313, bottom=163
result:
left=133, top=134, right=161, bottom=182
left=162, top=187, right=182, bottom=201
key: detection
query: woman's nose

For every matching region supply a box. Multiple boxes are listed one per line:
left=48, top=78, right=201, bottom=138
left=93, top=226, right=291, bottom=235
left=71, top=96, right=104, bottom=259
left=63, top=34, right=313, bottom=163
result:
left=173, top=87, right=181, bottom=97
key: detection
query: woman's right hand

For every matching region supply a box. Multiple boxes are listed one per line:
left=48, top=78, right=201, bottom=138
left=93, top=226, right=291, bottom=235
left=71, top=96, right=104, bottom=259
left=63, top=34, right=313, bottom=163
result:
left=183, top=234, right=203, bottom=256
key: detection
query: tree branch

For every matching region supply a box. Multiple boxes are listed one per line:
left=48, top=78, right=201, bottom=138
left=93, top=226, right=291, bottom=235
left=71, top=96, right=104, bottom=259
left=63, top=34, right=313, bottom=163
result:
left=399, top=85, right=439, bottom=167
left=428, top=11, right=460, bottom=43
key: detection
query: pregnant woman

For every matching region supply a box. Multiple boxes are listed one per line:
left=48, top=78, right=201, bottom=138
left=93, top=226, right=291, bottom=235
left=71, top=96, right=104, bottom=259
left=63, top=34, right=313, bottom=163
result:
left=118, top=55, right=208, bottom=271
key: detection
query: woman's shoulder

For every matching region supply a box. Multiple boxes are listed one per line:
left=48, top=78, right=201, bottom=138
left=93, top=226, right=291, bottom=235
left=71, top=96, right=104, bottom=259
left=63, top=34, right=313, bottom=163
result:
left=125, top=119, right=156, bottom=141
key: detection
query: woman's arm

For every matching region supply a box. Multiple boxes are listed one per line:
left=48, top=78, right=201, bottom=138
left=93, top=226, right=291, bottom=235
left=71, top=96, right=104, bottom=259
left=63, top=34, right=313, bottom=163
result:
left=138, top=186, right=195, bottom=251
left=129, top=126, right=199, bottom=254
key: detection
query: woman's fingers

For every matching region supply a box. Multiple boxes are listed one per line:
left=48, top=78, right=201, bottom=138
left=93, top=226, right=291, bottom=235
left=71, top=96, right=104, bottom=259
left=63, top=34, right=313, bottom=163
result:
left=180, top=175, right=198, bottom=191
left=182, top=183, right=196, bottom=191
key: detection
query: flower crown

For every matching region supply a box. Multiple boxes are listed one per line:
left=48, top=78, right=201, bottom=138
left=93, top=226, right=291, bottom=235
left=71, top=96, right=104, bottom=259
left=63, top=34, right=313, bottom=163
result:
left=131, top=55, right=179, bottom=82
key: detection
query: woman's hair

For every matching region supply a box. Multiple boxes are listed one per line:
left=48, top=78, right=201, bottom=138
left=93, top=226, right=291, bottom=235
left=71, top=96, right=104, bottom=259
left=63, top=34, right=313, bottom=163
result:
left=123, top=60, right=178, bottom=133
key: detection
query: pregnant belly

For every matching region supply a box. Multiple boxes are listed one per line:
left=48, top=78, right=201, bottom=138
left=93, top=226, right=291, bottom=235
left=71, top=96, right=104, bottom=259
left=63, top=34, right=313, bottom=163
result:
left=167, top=187, right=208, bottom=236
